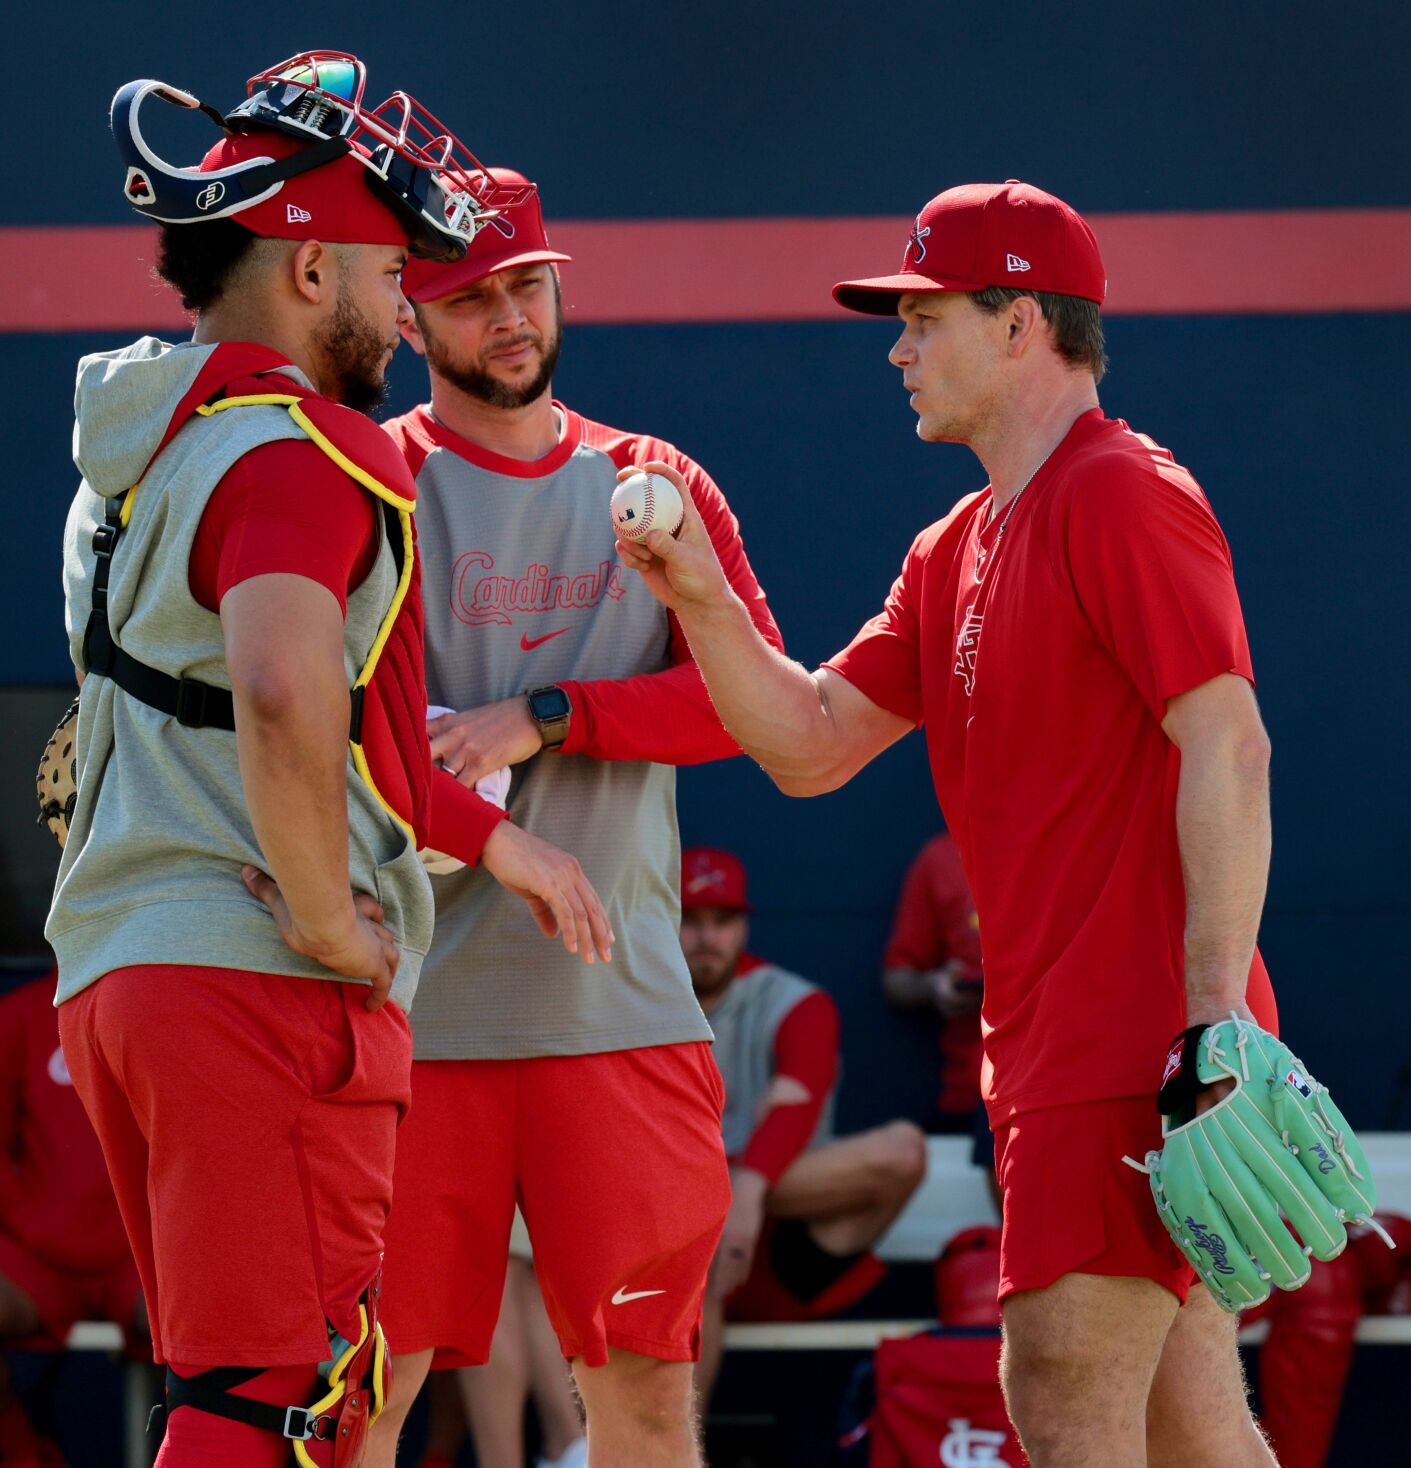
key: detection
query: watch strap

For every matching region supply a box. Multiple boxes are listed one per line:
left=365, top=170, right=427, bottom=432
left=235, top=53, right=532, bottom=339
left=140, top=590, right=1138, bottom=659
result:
left=526, top=685, right=571, bottom=751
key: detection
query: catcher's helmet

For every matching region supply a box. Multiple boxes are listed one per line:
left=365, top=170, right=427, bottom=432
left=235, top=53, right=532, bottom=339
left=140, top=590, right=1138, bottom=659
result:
left=111, top=50, right=529, bottom=262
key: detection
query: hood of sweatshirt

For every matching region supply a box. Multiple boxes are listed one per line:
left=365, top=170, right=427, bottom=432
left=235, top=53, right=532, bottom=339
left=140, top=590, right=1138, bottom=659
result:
left=72, top=336, right=315, bottom=498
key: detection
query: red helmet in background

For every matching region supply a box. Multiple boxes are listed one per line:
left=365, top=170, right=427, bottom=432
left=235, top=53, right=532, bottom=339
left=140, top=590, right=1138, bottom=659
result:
left=934, top=1225, right=1002, bottom=1327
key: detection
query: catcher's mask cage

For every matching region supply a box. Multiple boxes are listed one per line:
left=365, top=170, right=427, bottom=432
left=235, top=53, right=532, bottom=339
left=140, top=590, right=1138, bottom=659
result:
left=111, top=49, right=531, bottom=261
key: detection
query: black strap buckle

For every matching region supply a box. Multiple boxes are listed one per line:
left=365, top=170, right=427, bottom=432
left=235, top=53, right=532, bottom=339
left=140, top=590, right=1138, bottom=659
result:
left=174, top=677, right=210, bottom=728
left=92, top=523, right=119, bottom=560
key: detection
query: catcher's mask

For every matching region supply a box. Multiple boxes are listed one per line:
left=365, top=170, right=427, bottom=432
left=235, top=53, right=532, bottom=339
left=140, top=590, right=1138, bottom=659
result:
left=112, top=49, right=531, bottom=261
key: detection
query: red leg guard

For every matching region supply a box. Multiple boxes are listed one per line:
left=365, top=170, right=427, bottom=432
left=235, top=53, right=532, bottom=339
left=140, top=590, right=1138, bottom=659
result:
left=1258, top=1251, right=1363, bottom=1468
left=156, top=1363, right=322, bottom=1468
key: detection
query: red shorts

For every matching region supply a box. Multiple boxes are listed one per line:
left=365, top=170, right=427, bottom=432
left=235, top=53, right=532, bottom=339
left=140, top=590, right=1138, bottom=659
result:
left=380, top=1043, right=729, bottom=1368
left=724, top=1218, right=886, bottom=1322
left=0, top=1229, right=142, bottom=1349
left=995, top=1095, right=1193, bottom=1305
left=58, top=964, right=412, bottom=1367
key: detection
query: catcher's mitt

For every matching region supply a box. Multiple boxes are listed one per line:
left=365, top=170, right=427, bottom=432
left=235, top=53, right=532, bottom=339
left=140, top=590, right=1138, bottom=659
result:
left=36, top=697, right=80, bottom=848
left=1131, top=1016, right=1388, bottom=1312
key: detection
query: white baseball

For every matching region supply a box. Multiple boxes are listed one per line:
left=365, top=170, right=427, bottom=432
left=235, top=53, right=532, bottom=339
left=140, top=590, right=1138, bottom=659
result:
left=611, top=471, right=684, bottom=541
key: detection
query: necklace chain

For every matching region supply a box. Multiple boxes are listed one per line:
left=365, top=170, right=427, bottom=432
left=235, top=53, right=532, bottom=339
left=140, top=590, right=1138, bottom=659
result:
left=986, top=453, right=1048, bottom=538
left=974, top=449, right=1052, bottom=584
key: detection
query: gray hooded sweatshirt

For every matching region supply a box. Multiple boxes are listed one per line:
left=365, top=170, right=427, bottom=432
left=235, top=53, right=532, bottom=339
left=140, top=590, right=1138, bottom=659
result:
left=47, top=337, right=433, bottom=1009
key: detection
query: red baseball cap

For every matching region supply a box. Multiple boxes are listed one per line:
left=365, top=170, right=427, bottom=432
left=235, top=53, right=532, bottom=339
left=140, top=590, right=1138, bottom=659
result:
left=401, top=168, right=571, bottom=303
left=680, top=847, right=750, bottom=912
left=833, top=180, right=1106, bottom=315
left=199, top=129, right=412, bottom=248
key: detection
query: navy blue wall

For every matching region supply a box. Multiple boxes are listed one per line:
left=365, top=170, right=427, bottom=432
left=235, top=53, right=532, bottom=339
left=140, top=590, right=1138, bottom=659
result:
left=5, top=4, right=1410, bottom=1133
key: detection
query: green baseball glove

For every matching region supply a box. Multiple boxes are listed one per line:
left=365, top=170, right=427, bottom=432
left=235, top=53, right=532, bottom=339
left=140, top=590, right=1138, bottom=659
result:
left=1134, top=1017, right=1383, bottom=1312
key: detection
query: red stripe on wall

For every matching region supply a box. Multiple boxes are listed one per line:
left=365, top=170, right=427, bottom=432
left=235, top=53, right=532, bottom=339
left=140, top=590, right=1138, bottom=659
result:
left=2, top=210, right=1408, bottom=331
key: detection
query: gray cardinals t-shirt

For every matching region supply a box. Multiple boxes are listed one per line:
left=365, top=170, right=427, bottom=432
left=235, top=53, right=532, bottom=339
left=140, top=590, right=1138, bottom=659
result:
left=386, top=403, right=728, bottom=1059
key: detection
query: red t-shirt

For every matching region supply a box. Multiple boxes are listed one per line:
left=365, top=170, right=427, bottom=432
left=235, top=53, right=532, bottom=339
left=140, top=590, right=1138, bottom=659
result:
left=188, top=437, right=379, bottom=615
left=885, top=832, right=984, bottom=1117
left=738, top=985, right=840, bottom=1184
left=885, top=833, right=982, bottom=976
left=828, top=410, right=1276, bottom=1119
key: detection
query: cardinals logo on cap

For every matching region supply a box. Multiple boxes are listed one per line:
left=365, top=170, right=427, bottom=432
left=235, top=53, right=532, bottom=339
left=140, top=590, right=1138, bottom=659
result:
left=685, top=857, right=728, bottom=897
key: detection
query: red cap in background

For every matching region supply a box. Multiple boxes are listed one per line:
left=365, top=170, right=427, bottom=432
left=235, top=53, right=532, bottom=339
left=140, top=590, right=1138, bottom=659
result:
left=199, top=129, right=412, bottom=248
left=401, top=167, right=571, bottom=302
left=681, top=847, right=750, bottom=912
left=833, top=180, right=1106, bottom=315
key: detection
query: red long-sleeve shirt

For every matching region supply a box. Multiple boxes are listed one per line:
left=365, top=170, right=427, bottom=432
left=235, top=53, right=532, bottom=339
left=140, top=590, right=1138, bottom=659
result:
left=739, top=987, right=840, bottom=1184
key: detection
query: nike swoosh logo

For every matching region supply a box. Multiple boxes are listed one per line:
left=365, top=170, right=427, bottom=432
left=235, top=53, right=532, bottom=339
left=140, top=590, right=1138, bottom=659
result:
left=520, top=627, right=570, bottom=651
left=611, top=1286, right=666, bottom=1305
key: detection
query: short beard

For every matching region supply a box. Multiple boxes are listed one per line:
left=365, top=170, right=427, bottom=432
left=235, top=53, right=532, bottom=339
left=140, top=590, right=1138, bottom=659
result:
left=686, top=954, right=737, bottom=999
left=316, top=286, right=391, bottom=415
left=421, top=292, right=564, bottom=410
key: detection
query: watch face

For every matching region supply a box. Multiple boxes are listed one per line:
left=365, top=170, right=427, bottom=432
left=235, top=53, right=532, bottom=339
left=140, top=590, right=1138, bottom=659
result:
left=528, top=686, right=571, bottom=721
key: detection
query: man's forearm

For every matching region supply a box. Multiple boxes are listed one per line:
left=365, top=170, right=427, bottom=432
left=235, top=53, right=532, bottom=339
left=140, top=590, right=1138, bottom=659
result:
left=883, top=966, right=936, bottom=1008
left=674, top=591, right=836, bottom=787
left=1176, top=737, right=1271, bottom=1024
left=234, top=678, right=359, bottom=940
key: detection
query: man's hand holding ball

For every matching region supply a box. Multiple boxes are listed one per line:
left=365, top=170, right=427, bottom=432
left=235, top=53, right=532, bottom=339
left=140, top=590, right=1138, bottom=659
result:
left=612, top=460, right=729, bottom=614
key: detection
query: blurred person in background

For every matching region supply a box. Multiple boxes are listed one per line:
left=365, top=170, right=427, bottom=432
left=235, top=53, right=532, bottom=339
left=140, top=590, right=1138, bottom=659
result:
left=1244, top=1214, right=1411, bottom=1468
left=0, top=970, right=146, bottom=1465
left=416, top=1213, right=585, bottom=1468
left=881, top=829, right=984, bottom=1133
left=679, top=846, right=926, bottom=1408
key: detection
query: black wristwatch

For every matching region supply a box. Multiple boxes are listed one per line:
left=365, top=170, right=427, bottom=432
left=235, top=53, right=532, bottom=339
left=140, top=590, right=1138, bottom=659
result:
left=526, top=684, right=572, bottom=751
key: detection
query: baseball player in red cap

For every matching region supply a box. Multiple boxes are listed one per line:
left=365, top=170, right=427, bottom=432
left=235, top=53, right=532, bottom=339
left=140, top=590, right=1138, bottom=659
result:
left=52, top=56, right=608, bottom=1467
left=678, top=847, right=926, bottom=1410
left=364, top=171, right=782, bottom=1467
left=617, top=180, right=1286, bottom=1463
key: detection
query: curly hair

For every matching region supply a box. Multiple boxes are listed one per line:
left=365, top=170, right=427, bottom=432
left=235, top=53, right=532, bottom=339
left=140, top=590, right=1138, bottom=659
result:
left=154, top=219, right=262, bottom=312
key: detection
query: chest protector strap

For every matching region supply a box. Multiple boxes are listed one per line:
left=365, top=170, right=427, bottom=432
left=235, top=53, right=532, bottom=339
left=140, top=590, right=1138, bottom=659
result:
left=80, top=393, right=417, bottom=840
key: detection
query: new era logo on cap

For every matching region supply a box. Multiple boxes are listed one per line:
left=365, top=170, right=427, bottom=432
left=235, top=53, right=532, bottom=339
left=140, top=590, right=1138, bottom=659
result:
left=1006, top=253, right=1030, bottom=272
left=286, top=203, right=313, bottom=224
